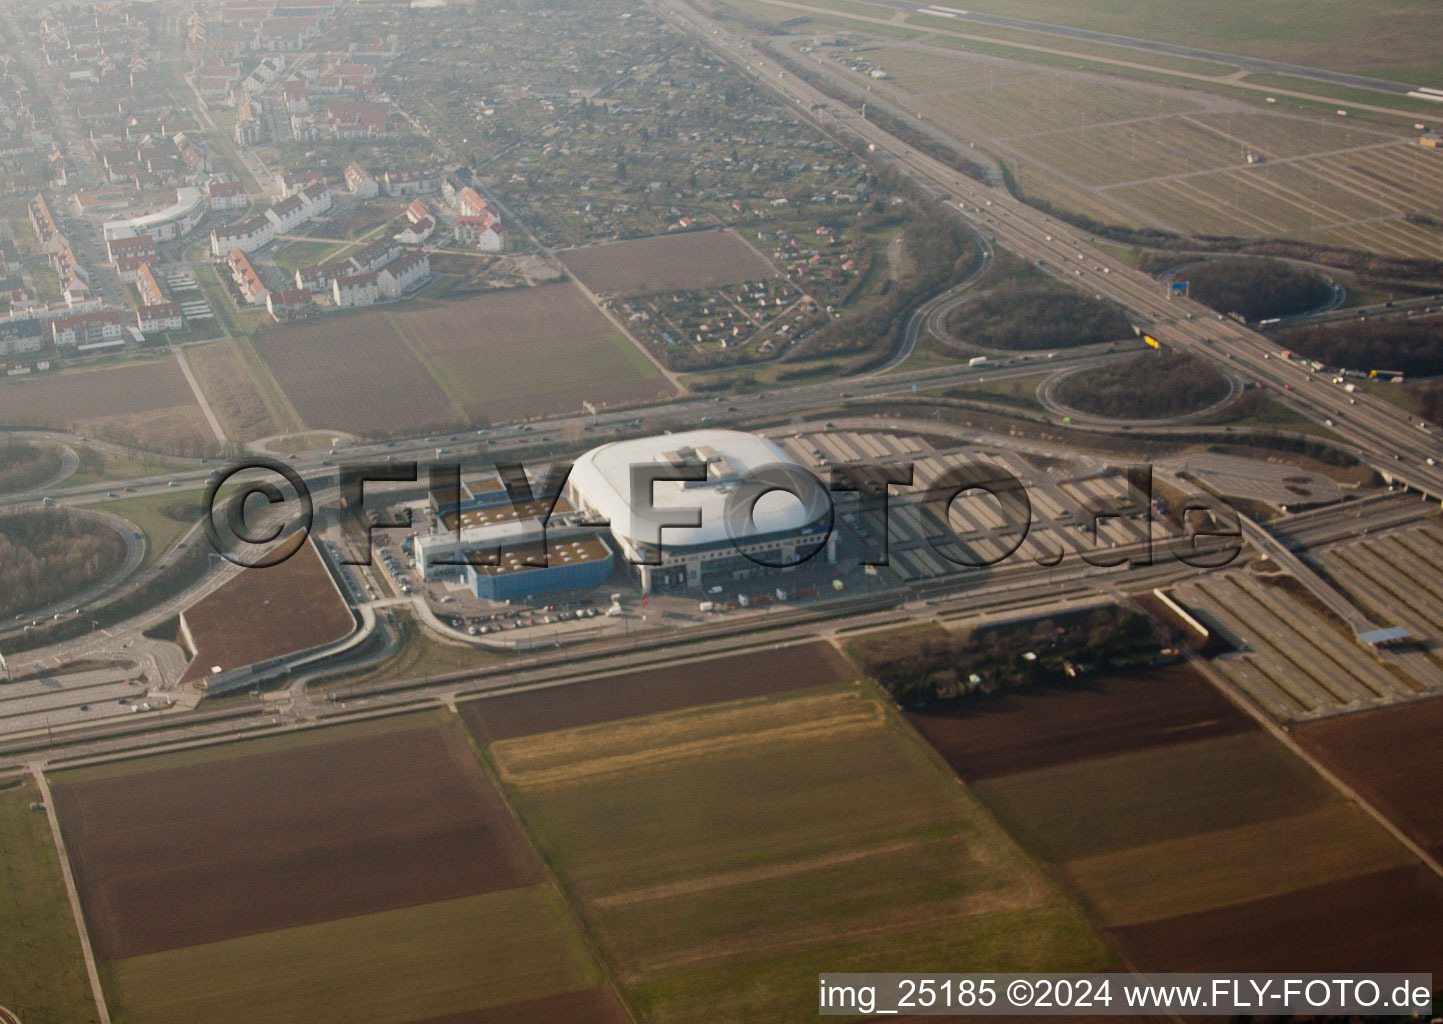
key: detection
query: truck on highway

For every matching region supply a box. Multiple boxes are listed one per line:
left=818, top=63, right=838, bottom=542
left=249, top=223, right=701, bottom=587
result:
left=968, top=355, right=988, bottom=367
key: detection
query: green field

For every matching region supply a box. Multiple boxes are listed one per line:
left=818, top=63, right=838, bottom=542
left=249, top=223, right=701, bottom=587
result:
left=103, top=888, right=598, bottom=1024
left=487, top=688, right=1112, bottom=1022
left=0, top=777, right=99, bottom=1024
left=271, top=240, right=348, bottom=276
left=83, top=489, right=203, bottom=570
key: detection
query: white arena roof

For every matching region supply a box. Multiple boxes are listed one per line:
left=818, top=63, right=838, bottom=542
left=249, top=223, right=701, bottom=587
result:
left=569, top=429, right=821, bottom=552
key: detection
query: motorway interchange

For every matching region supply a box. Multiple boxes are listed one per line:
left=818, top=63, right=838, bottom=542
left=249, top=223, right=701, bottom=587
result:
left=2, top=0, right=1440, bottom=769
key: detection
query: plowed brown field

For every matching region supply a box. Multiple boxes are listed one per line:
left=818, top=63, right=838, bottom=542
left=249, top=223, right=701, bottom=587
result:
left=53, top=723, right=540, bottom=960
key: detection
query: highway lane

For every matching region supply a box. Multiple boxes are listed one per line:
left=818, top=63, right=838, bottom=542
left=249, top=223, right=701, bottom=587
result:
left=6, top=485, right=1426, bottom=769
left=649, top=1, right=1443, bottom=496
left=0, top=345, right=1130, bottom=515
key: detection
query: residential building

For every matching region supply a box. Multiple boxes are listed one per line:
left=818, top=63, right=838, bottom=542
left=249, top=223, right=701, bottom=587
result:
left=206, top=179, right=248, bottom=211
left=382, top=166, right=442, bottom=197
left=0, top=317, right=45, bottom=358
left=135, top=262, right=167, bottom=306
left=228, top=248, right=269, bottom=304
left=264, top=194, right=308, bottom=234
left=347, top=236, right=399, bottom=274
left=50, top=310, right=123, bottom=348
left=101, top=187, right=206, bottom=244
left=266, top=287, right=313, bottom=320
left=395, top=216, right=434, bottom=245
left=332, top=272, right=377, bottom=308
left=454, top=215, right=503, bottom=251
left=137, top=302, right=184, bottom=332
left=344, top=161, right=378, bottom=197
left=377, top=251, right=430, bottom=298
left=455, top=186, right=490, bottom=218
left=211, top=214, right=273, bottom=256
left=106, top=232, right=157, bottom=264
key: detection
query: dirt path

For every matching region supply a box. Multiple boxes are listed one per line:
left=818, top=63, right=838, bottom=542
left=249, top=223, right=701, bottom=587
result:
left=171, top=347, right=227, bottom=445
left=31, top=766, right=111, bottom=1024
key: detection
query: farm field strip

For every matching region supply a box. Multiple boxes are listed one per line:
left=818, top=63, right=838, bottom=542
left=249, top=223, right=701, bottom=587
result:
left=904, top=660, right=1443, bottom=972
left=1297, top=696, right=1443, bottom=862
left=253, top=312, right=459, bottom=437
left=459, top=640, right=855, bottom=741
left=383, top=286, right=670, bottom=425
left=43, top=711, right=634, bottom=1024
left=473, top=663, right=1112, bottom=1022
left=51, top=720, right=543, bottom=960
left=0, top=776, right=99, bottom=1024
left=183, top=339, right=280, bottom=442
left=0, top=359, right=213, bottom=453
left=854, top=42, right=1440, bottom=249
left=102, top=888, right=601, bottom=1024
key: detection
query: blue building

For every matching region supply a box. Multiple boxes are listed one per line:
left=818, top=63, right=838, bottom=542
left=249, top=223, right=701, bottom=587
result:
left=460, top=534, right=614, bottom=602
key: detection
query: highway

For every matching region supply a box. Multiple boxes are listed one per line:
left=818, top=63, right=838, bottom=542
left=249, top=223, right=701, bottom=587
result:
left=0, top=342, right=1130, bottom=519
left=651, top=0, right=1443, bottom=496
left=4, top=486, right=1428, bottom=771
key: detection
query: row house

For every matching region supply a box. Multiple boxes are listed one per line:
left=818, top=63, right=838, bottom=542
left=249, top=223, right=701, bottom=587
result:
left=281, top=80, right=308, bottom=115
left=228, top=248, right=268, bottom=304
left=294, top=258, right=348, bottom=293
left=135, top=262, right=167, bottom=306
left=383, top=167, right=442, bottom=198
left=332, top=272, right=377, bottom=308
left=454, top=215, right=503, bottom=252
left=206, top=179, right=248, bottom=211
left=115, top=253, right=156, bottom=283
left=266, top=287, right=313, bottom=321
left=377, top=251, right=429, bottom=299
left=137, top=301, right=183, bottom=333
left=106, top=232, right=155, bottom=265
left=327, top=101, right=389, bottom=139
left=455, top=186, right=490, bottom=219
left=50, top=310, right=123, bottom=348
left=29, top=192, right=59, bottom=242
left=344, top=162, right=378, bottom=198
left=346, top=237, right=399, bottom=274
left=211, top=213, right=272, bottom=257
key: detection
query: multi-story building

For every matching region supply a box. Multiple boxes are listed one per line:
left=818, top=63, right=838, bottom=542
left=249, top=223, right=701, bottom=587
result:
left=211, top=214, right=273, bottom=256
left=137, top=302, right=184, bottom=332
left=377, top=251, right=429, bottom=298
left=331, top=272, right=377, bottom=308
left=50, top=310, right=124, bottom=348
left=206, top=179, right=248, bottom=211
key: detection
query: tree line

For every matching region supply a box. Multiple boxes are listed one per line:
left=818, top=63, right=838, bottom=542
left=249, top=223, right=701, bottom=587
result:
left=1056, top=349, right=1230, bottom=419
left=793, top=198, right=983, bottom=372
left=0, top=510, right=128, bottom=621
left=851, top=608, right=1164, bottom=705
left=1184, top=258, right=1333, bottom=321
left=944, top=287, right=1132, bottom=351
left=0, top=440, right=61, bottom=496
left=1274, top=321, right=1443, bottom=378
